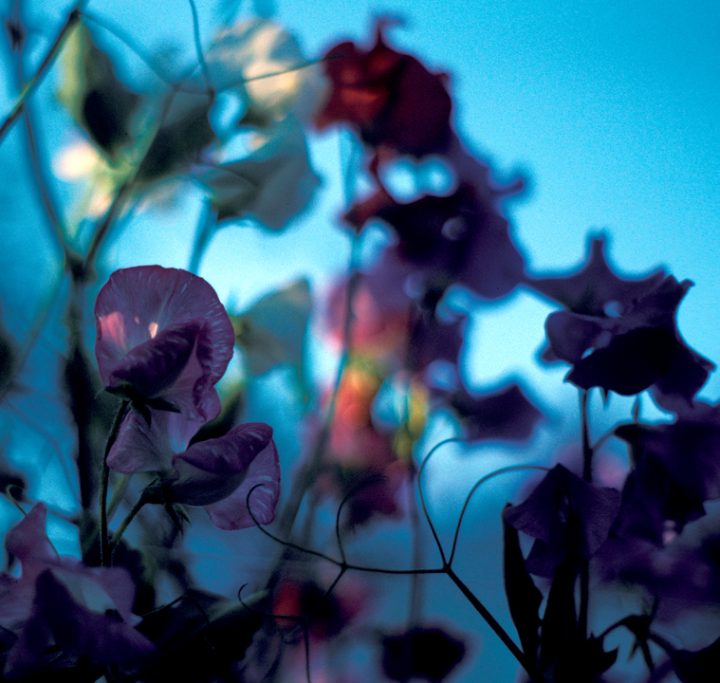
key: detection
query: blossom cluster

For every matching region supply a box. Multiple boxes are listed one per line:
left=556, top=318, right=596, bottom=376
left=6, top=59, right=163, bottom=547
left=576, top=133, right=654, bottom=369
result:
left=0, top=6, right=718, bottom=683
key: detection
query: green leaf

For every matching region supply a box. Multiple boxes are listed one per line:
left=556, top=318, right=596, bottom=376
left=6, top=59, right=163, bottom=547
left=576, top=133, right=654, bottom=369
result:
left=199, top=117, right=319, bottom=230
left=136, top=90, right=216, bottom=182
left=57, top=22, right=141, bottom=162
left=231, top=279, right=311, bottom=375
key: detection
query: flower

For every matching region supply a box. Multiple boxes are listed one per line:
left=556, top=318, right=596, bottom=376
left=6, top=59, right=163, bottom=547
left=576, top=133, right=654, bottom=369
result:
left=315, top=19, right=452, bottom=156
left=0, top=504, right=154, bottom=677
left=95, top=265, right=235, bottom=472
left=156, top=422, right=281, bottom=530
left=529, top=237, right=714, bottom=410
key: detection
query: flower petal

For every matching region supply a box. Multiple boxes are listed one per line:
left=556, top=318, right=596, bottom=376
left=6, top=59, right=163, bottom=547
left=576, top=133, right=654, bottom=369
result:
left=95, top=266, right=234, bottom=390
left=169, top=423, right=274, bottom=507
left=203, top=439, right=281, bottom=530
left=107, top=320, right=202, bottom=399
left=107, top=391, right=219, bottom=473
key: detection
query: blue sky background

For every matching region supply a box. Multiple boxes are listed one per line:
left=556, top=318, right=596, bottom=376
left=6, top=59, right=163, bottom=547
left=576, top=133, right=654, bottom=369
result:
left=0, top=0, right=718, bottom=680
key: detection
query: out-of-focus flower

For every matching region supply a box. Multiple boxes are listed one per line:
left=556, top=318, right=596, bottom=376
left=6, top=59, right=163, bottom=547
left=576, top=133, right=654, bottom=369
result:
left=445, top=382, right=543, bottom=442
left=315, top=19, right=452, bottom=156
left=0, top=504, right=154, bottom=677
left=197, top=117, right=319, bottom=230
left=206, top=18, right=329, bottom=124
left=272, top=572, right=366, bottom=641
left=53, top=137, right=126, bottom=218
left=380, top=625, right=466, bottom=683
left=95, top=266, right=235, bottom=472
left=148, top=422, right=281, bottom=530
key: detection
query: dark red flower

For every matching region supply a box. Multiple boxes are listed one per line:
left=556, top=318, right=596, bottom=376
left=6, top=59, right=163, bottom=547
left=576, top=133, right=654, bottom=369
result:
left=315, top=20, right=452, bottom=156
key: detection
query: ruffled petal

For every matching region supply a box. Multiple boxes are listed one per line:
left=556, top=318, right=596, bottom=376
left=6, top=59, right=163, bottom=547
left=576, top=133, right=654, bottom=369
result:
left=169, top=423, right=274, bottom=506
left=107, top=320, right=202, bottom=400
left=203, top=439, right=281, bottom=530
left=95, top=266, right=234, bottom=390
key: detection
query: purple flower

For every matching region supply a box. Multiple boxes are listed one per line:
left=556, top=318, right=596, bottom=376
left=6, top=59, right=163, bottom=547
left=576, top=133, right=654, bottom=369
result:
left=158, top=422, right=281, bottom=530
left=445, top=382, right=543, bottom=442
left=0, top=504, right=154, bottom=677
left=612, top=402, right=720, bottom=544
left=503, top=464, right=621, bottom=576
left=95, top=266, right=235, bottom=472
left=529, top=238, right=713, bottom=409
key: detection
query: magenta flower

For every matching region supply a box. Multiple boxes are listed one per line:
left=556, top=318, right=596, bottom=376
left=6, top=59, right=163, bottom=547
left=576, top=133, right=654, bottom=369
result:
left=0, top=504, right=154, bottom=677
left=95, top=266, right=235, bottom=472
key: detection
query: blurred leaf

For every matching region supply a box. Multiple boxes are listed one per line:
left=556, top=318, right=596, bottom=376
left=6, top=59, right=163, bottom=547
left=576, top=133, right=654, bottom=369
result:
left=57, top=22, right=141, bottom=162
left=137, top=90, right=216, bottom=182
left=231, top=279, right=310, bottom=375
left=199, top=118, right=319, bottom=230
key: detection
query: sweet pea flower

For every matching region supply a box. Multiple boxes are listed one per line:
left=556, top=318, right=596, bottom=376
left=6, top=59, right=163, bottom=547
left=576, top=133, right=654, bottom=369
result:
left=0, top=504, right=154, bottom=677
left=95, top=266, right=235, bottom=472
left=153, top=422, right=281, bottom=530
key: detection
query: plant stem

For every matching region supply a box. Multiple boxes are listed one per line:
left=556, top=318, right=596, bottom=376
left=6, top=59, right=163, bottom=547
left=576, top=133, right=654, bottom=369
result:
left=100, top=400, right=129, bottom=566
left=446, top=567, right=547, bottom=683
left=580, top=390, right=592, bottom=483
left=579, top=389, right=592, bottom=641
left=108, top=493, right=148, bottom=556
left=0, top=7, right=83, bottom=145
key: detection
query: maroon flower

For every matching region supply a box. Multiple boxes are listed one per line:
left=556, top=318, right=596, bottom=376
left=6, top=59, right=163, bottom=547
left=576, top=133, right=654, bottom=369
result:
left=315, top=19, right=452, bottom=156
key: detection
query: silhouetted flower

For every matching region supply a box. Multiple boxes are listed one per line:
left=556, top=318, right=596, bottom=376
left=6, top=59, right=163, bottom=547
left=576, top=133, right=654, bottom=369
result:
left=530, top=239, right=713, bottom=408
left=503, top=464, right=621, bottom=576
left=0, top=504, right=153, bottom=677
left=612, top=402, right=720, bottom=544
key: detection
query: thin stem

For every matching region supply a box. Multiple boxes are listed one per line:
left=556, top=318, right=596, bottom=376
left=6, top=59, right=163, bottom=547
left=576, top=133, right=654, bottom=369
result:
left=581, top=390, right=592, bottom=483
left=579, top=390, right=592, bottom=641
left=417, top=437, right=466, bottom=566
left=16, top=58, right=73, bottom=262
left=276, top=237, right=361, bottom=538
left=446, top=567, right=547, bottom=683
left=0, top=7, right=83, bottom=145
left=407, top=461, right=424, bottom=627
left=188, top=199, right=216, bottom=273
left=448, top=465, right=549, bottom=567
left=100, top=401, right=129, bottom=566
left=188, top=0, right=213, bottom=94
left=108, top=492, right=148, bottom=556
left=82, top=179, right=133, bottom=273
